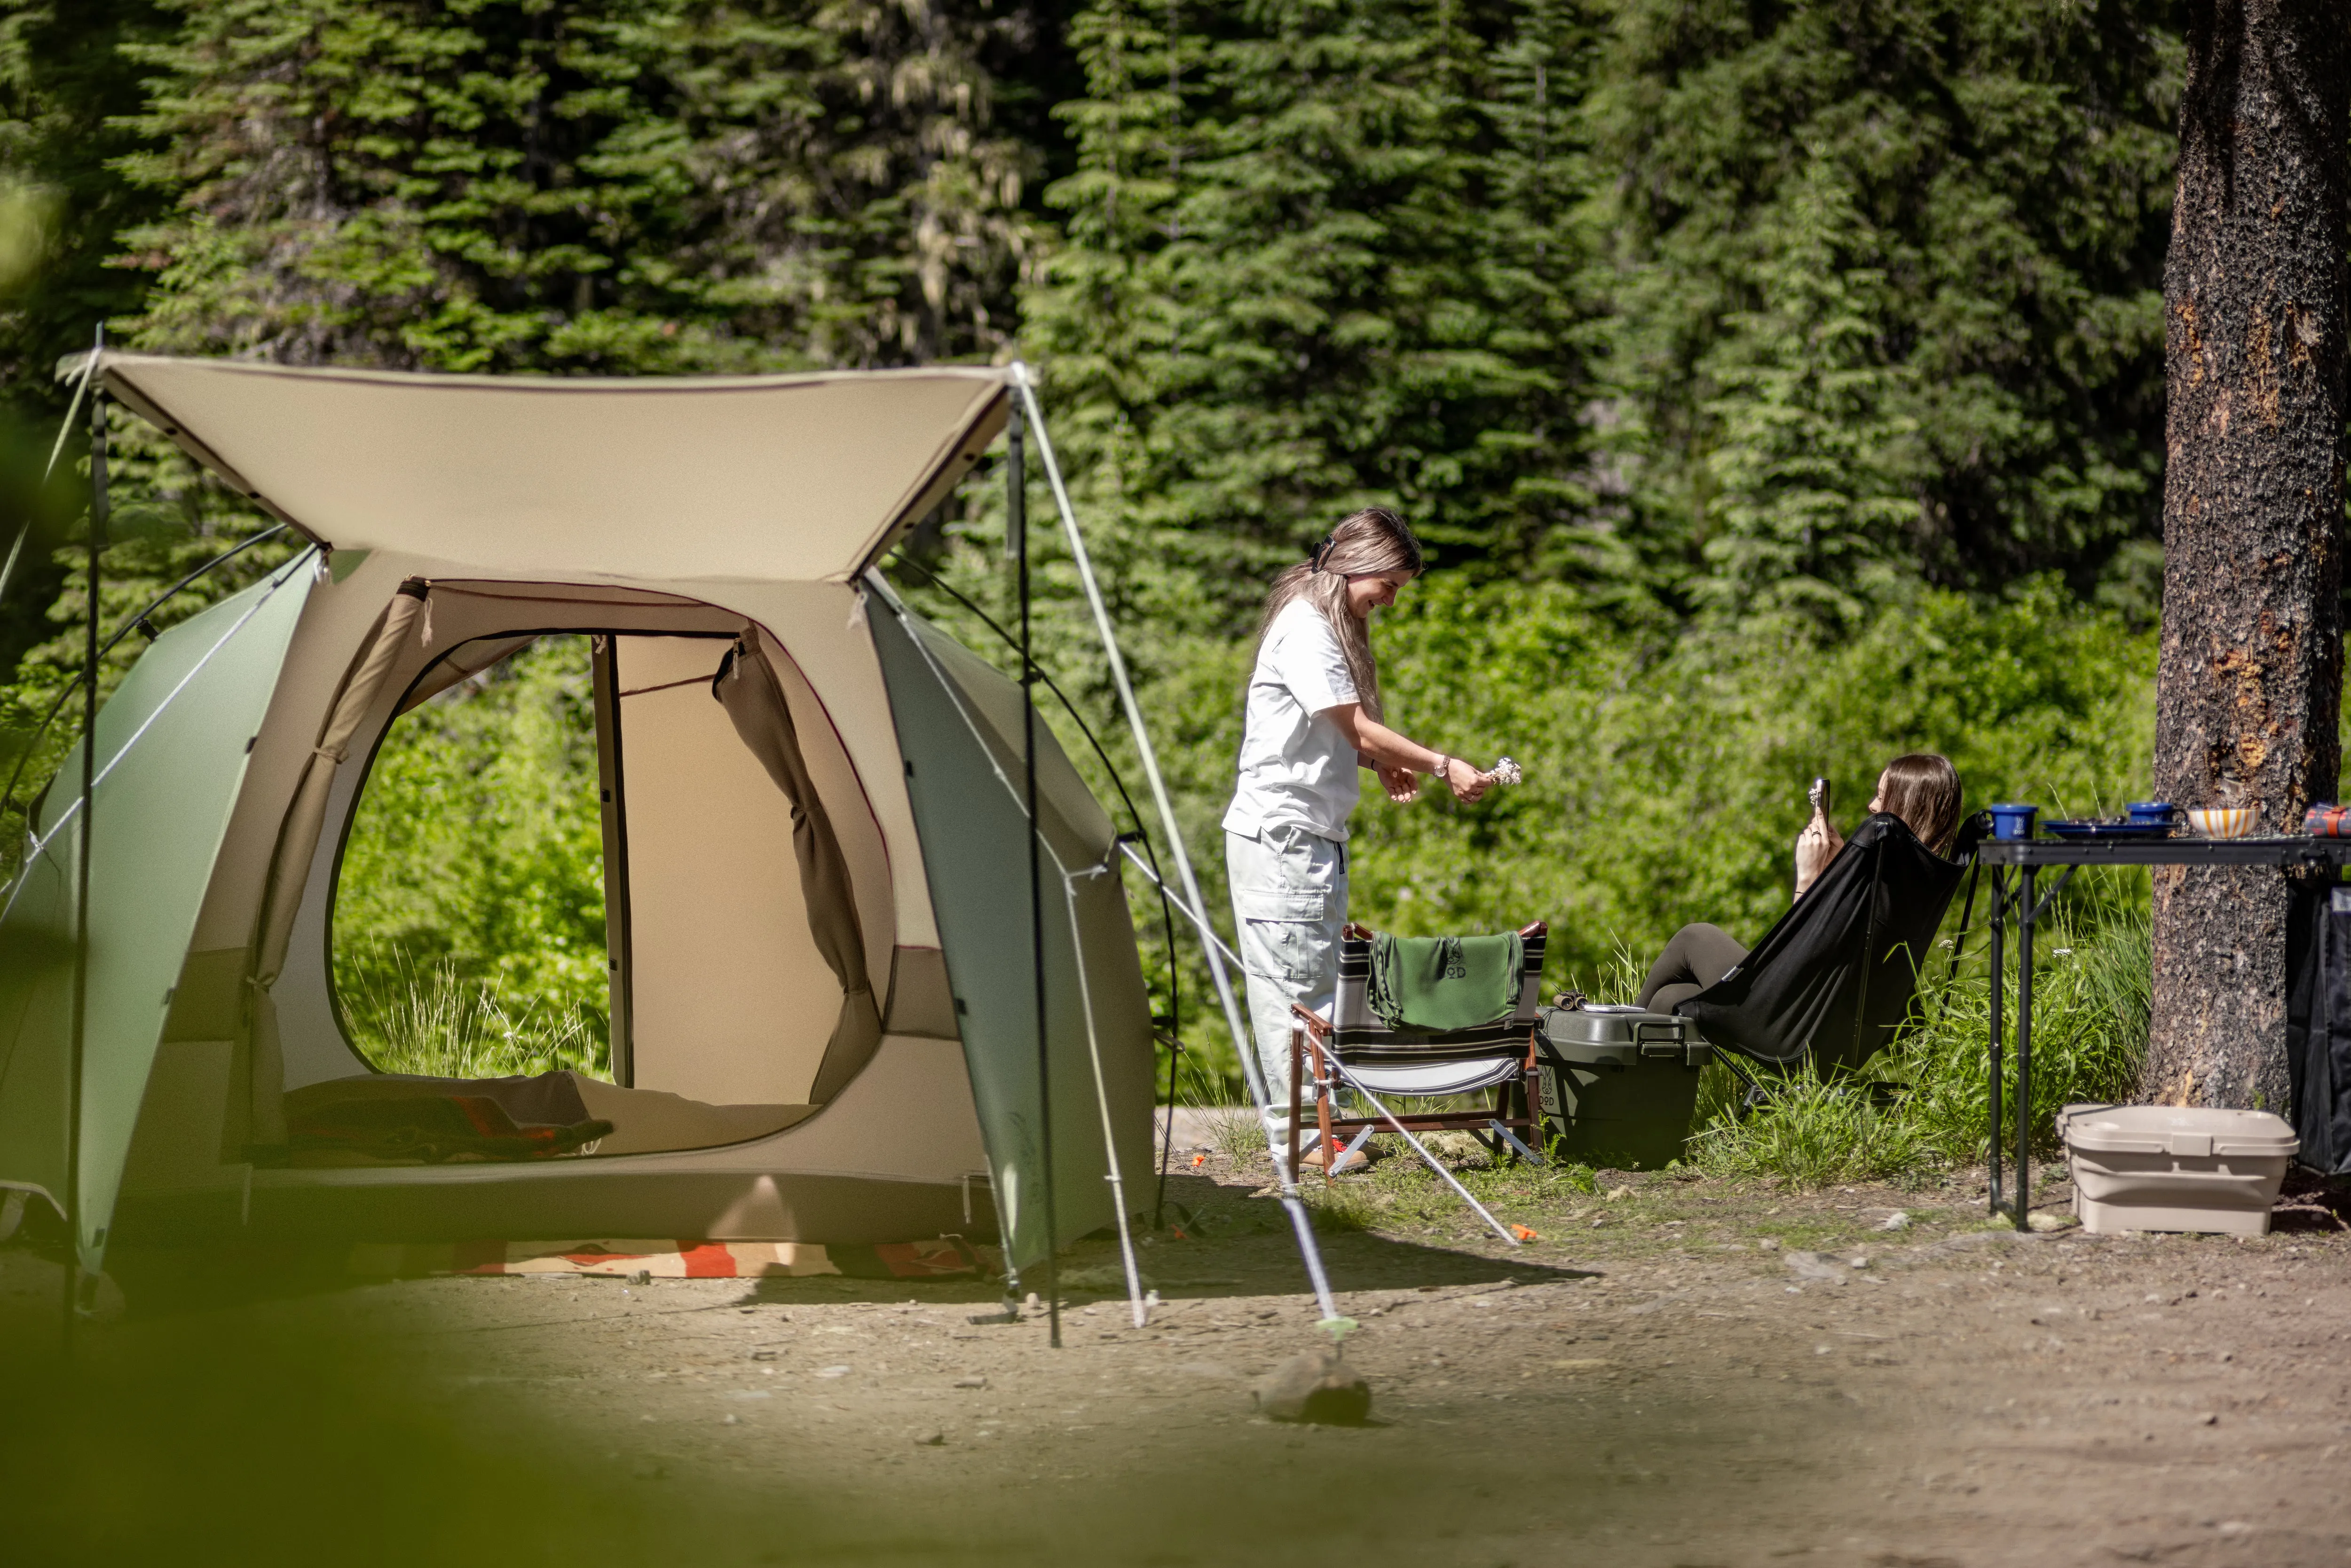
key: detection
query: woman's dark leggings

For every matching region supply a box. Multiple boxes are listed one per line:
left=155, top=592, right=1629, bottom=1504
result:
left=1636, top=922, right=1749, bottom=1014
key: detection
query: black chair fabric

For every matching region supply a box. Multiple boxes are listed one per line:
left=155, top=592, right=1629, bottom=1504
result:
left=1676, top=813, right=1967, bottom=1072
left=2286, top=879, right=2351, bottom=1174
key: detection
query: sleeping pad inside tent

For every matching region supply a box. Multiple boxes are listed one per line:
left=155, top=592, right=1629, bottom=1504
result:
left=0, top=355, right=1156, bottom=1282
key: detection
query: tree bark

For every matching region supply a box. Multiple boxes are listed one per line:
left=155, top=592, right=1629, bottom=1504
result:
left=2146, top=0, right=2348, bottom=1113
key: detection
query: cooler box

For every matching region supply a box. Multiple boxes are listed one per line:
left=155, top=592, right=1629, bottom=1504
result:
left=1538, top=1005, right=1711, bottom=1169
left=2058, top=1103, right=2298, bottom=1236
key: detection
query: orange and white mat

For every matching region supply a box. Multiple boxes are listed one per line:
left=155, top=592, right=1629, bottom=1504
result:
left=348, top=1236, right=993, bottom=1279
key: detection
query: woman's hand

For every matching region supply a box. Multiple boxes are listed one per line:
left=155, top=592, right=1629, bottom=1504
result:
left=1378, top=764, right=1420, bottom=803
left=1325, top=702, right=1497, bottom=805
left=1794, top=807, right=1844, bottom=897
left=1442, top=758, right=1491, bottom=804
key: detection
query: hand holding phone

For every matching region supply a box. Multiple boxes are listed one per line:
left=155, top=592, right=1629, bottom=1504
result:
left=1795, top=776, right=1842, bottom=898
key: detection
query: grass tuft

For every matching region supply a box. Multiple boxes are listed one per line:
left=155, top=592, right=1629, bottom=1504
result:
left=342, top=945, right=609, bottom=1081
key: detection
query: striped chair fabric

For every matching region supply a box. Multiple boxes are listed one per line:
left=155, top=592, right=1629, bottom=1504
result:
left=1331, top=925, right=1547, bottom=1064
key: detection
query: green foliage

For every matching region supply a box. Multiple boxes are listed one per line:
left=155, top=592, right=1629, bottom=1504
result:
left=333, top=636, right=611, bottom=1071
left=1695, top=165, right=1921, bottom=628
left=1582, top=0, right=2180, bottom=610
left=116, top=0, right=1044, bottom=373
left=340, top=948, right=609, bottom=1080
left=1026, top=0, right=1599, bottom=619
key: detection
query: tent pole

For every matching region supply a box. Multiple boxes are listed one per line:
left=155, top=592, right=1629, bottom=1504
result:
left=1009, top=400, right=1062, bottom=1348
left=65, top=331, right=106, bottom=1352
left=1059, top=872, right=1151, bottom=1328
left=1011, top=368, right=1341, bottom=1326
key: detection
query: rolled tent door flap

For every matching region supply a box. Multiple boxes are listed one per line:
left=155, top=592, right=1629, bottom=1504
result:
left=0, top=562, right=316, bottom=1269
left=710, top=634, right=883, bottom=1102
left=866, top=592, right=1154, bottom=1272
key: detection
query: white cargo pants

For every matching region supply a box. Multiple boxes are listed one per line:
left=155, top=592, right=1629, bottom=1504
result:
left=1225, top=825, right=1349, bottom=1109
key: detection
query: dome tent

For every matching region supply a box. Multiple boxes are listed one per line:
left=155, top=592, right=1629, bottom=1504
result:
left=0, top=355, right=1155, bottom=1290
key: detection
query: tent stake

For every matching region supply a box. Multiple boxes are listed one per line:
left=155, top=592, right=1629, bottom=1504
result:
left=1013, top=369, right=1341, bottom=1325
left=1009, top=401, right=1062, bottom=1348
left=65, top=329, right=106, bottom=1354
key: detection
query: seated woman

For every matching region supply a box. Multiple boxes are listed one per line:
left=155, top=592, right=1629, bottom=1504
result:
left=1635, top=753, right=1964, bottom=1015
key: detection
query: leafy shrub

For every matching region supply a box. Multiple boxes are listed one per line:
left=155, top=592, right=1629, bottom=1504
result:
left=937, top=561, right=2156, bottom=1118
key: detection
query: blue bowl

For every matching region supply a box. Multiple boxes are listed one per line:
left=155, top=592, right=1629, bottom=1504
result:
left=2126, top=800, right=2176, bottom=824
left=1988, top=804, right=2040, bottom=841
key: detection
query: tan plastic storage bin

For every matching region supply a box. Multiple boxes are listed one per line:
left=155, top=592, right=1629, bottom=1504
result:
left=2058, top=1103, right=2298, bottom=1236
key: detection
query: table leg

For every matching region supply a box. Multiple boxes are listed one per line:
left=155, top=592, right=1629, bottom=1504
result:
left=2015, top=866, right=2036, bottom=1231
left=1987, top=868, right=2004, bottom=1218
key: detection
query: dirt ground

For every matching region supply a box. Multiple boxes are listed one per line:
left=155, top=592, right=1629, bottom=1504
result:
left=8, top=1147, right=2351, bottom=1567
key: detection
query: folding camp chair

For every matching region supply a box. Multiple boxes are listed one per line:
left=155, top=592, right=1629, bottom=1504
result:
left=1678, top=813, right=1982, bottom=1102
left=1288, top=921, right=1547, bottom=1181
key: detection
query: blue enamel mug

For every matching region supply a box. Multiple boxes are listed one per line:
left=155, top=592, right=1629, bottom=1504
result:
left=2126, top=801, right=2176, bottom=825
left=1988, top=804, right=2039, bottom=841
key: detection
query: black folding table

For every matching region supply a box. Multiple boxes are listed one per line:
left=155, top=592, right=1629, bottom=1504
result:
left=1973, top=835, right=2351, bottom=1229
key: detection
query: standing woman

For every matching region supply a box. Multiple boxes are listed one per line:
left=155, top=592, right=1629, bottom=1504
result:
left=1222, top=508, right=1491, bottom=1127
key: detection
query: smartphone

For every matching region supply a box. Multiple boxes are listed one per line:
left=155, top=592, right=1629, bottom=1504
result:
left=1808, top=776, right=1831, bottom=815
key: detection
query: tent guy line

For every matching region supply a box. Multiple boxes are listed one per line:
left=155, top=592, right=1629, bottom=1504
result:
left=1012, top=369, right=1346, bottom=1324
left=1114, top=841, right=1523, bottom=1248
left=0, top=521, right=292, bottom=834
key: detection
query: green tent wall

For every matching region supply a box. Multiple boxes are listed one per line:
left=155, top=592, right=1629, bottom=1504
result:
left=0, top=560, right=317, bottom=1269
left=868, top=590, right=1155, bottom=1272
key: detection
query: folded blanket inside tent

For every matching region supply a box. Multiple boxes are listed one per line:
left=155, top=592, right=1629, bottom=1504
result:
left=282, top=1071, right=820, bottom=1164
left=1366, top=931, right=1525, bottom=1032
left=285, top=1074, right=613, bottom=1164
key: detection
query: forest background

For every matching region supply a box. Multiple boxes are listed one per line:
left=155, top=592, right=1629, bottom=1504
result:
left=0, top=0, right=2185, bottom=1129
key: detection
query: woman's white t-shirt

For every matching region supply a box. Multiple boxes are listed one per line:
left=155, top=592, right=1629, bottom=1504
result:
left=1222, top=599, right=1362, bottom=842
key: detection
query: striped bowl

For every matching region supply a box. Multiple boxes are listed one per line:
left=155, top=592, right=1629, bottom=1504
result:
left=2187, top=807, right=2260, bottom=840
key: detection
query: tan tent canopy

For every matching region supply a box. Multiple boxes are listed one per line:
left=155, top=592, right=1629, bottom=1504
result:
left=71, top=354, right=1011, bottom=583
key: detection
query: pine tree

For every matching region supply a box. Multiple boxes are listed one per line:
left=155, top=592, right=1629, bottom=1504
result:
left=115, top=0, right=1048, bottom=372
left=1021, top=0, right=1601, bottom=630
left=1578, top=0, right=2181, bottom=611
left=0, top=0, right=175, bottom=673
left=1696, top=162, right=1920, bottom=631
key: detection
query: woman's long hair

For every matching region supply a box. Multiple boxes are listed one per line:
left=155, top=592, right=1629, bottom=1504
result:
left=1254, top=507, right=1423, bottom=722
left=1878, top=753, right=1963, bottom=857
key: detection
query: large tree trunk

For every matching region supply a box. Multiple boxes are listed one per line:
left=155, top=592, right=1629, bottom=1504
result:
left=2146, top=0, right=2348, bottom=1112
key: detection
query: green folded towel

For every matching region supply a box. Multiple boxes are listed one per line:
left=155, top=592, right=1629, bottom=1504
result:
left=1367, top=932, right=1524, bottom=1032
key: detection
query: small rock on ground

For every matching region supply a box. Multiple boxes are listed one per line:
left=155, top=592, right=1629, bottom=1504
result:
left=1252, top=1349, right=1372, bottom=1425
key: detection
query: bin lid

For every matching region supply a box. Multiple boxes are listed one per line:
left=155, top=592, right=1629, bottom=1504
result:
left=2057, top=1103, right=2298, bottom=1158
left=1540, top=1006, right=1693, bottom=1063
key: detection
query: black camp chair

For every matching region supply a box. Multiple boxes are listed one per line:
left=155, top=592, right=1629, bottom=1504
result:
left=1675, top=812, right=1984, bottom=1098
